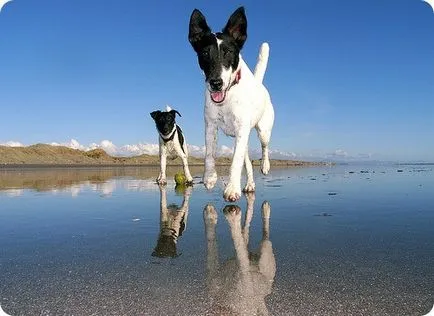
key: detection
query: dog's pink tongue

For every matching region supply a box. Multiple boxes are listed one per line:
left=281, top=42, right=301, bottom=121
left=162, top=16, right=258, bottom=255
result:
left=211, top=91, right=225, bottom=103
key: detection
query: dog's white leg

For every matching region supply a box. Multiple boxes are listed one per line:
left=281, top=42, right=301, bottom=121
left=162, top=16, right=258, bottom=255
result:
left=258, top=201, right=276, bottom=284
left=242, top=192, right=255, bottom=245
left=224, top=128, right=249, bottom=202
left=242, top=149, right=255, bottom=193
left=223, top=204, right=255, bottom=312
left=204, top=119, right=218, bottom=190
left=157, top=144, right=167, bottom=185
left=223, top=205, right=249, bottom=270
left=180, top=186, right=192, bottom=210
left=203, top=204, right=219, bottom=291
left=256, top=103, right=274, bottom=175
left=159, top=185, right=168, bottom=225
left=180, top=154, right=194, bottom=184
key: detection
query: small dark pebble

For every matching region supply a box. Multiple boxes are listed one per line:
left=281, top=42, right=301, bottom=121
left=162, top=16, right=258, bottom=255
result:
left=266, top=178, right=284, bottom=183
left=328, top=192, right=337, bottom=196
left=310, top=178, right=316, bottom=181
left=397, top=169, right=404, bottom=172
left=349, top=171, right=355, bottom=174
left=314, top=212, right=332, bottom=217
left=360, top=170, right=369, bottom=173
left=265, top=184, right=282, bottom=188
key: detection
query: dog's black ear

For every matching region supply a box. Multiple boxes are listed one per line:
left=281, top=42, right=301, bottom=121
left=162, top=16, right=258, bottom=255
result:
left=222, top=7, right=247, bottom=49
left=170, top=110, right=182, bottom=118
left=150, top=110, right=161, bottom=120
left=188, top=9, right=212, bottom=52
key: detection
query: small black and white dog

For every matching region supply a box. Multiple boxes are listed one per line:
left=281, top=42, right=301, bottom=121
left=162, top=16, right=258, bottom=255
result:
left=152, top=184, right=191, bottom=258
left=150, top=106, right=194, bottom=185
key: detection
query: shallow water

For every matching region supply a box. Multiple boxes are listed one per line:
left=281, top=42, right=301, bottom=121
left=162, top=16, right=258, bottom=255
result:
left=0, top=165, right=433, bottom=316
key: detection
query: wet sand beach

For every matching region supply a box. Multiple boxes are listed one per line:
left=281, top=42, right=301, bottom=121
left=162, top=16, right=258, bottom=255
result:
left=0, top=165, right=433, bottom=315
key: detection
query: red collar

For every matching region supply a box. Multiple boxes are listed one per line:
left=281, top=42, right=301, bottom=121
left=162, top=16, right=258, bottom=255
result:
left=234, top=69, right=241, bottom=84
left=228, top=69, right=241, bottom=90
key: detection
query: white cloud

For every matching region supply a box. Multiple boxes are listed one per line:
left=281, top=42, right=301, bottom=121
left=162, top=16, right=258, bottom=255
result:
left=50, top=139, right=86, bottom=150
left=1, top=138, right=316, bottom=160
left=0, top=141, right=24, bottom=147
left=120, top=143, right=160, bottom=156
left=326, top=149, right=349, bottom=158
left=1, top=189, right=24, bottom=197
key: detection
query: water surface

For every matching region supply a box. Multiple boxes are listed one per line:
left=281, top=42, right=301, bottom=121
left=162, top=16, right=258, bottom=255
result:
left=0, top=165, right=433, bottom=315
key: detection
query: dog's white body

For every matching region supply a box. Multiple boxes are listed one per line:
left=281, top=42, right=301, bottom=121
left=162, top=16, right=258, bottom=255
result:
left=157, top=106, right=193, bottom=185
left=204, top=43, right=274, bottom=200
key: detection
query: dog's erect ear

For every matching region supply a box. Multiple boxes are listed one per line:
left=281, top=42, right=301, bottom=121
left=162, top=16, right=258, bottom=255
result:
left=189, top=9, right=212, bottom=52
left=169, top=110, right=182, bottom=118
left=222, top=7, right=247, bottom=49
left=150, top=110, right=161, bottom=120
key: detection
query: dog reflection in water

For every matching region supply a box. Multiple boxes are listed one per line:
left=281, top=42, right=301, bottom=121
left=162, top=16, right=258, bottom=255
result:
left=152, top=185, right=192, bottom=258
left=204, top=194, right=276, bottom=315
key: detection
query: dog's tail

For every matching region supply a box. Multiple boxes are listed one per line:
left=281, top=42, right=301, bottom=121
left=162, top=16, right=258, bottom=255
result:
left=253, top=42, right=269, bottom=83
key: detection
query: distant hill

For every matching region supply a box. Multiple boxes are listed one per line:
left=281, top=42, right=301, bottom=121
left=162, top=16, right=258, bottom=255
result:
left=0, top=144, right=329, bottom=167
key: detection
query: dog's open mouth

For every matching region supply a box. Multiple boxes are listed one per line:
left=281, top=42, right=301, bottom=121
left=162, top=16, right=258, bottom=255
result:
left=210, top=91, right=226, bottom=103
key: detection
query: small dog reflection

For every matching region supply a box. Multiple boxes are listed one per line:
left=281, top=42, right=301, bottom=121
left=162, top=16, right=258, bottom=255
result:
left=204, top=194, right=276, bottom=315
left=152, top=185, right=192, bottom=258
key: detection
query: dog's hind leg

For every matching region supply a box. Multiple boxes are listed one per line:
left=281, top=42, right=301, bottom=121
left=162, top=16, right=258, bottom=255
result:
left=242, top=149, right=255, bottom=192
left=256, top=102, right=274, bottom=175
left=258, top=201, right=276, bottom=287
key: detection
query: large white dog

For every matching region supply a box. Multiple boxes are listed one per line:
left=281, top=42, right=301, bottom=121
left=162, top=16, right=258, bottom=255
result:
left=188, top=6, right=275, bottom=202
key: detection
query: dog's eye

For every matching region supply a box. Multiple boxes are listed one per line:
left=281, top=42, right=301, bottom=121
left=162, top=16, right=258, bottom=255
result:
left=221, top=47, right=233, bottom=57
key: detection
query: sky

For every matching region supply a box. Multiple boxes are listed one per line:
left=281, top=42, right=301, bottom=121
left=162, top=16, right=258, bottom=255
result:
left=0, top=0, right=433, bottom=162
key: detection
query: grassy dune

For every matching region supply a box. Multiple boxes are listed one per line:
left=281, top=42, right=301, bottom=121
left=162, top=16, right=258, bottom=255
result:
left=0, top=144, right=329, bottom=167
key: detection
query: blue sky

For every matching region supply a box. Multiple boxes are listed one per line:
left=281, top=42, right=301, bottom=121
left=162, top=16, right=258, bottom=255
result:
left=0, top=0, right=433, bottom=162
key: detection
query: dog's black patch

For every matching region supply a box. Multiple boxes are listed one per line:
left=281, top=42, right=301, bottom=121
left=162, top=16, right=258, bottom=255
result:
left=152, top=234, right=178, bottom=258
left=188, top=7, right=247, bottom=91
left=176, top=125, right=185, bottom=153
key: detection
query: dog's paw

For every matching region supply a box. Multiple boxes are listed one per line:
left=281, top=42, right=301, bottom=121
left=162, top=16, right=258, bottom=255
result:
left=185, top=175, right=194, bottom=186
left=261, top=158, right=270, bottom=175
left=242, top=182, right=256, bottom=193
left=223, top=182, right=241, bottom=202
left=203, top=204, right=218, bottom=226
left=223, top=205, right=242, bottom=226
left=261, top=201, right=271, bottom=219
left=156, top=176, right=167, bottom=185
left=203, top=171, right=218, bottom=190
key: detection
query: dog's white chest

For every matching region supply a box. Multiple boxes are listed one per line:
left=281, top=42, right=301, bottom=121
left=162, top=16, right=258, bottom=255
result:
left=217, top=111, right=239, bottom=137
left=162, top=140, right=179, bottom=159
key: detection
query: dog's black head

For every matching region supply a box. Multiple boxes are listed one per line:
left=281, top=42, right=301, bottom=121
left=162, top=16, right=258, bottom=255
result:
left=188, top=7, right=247, bottom=104
left=150, top=109, right=181, bottom=136
left=152, top=235, right=178, bottom=258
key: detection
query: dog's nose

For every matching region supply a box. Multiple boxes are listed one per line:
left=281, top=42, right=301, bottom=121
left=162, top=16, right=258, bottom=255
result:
left=209, top=78, right=223, bottom=91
